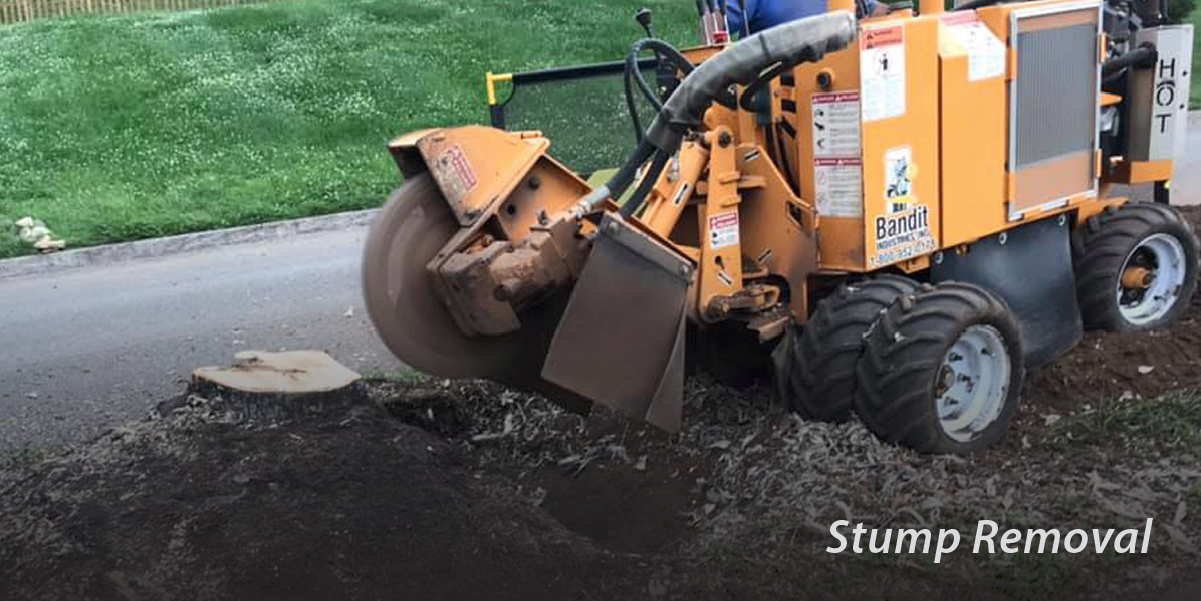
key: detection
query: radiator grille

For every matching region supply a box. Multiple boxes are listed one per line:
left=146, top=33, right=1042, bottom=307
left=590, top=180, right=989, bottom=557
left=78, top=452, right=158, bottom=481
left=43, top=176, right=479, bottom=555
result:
left=1009, top=5, right=1101, bottom=215
left=1013, top=23, right=1098, bottom=168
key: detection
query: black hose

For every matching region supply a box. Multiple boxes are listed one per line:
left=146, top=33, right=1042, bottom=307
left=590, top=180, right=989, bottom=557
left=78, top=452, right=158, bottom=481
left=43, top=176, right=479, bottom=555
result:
left=585, top=138, right=657, bottom=211
left=627, top=38, right=696, bottom=112
left=1102, top=43, right=1157, bottom=77
left=623, top=38, right=697, bottom=142
left=620, top=150, right=671, bottom=219
left=647, top=11, right=857, bottom=152
left=774, top=122, right=799, bottom=195
left=738, top=62, right=791, bottom=112
left=764, top=121, right=779, bottom=165
left=624, top=68, right=646, bottom=143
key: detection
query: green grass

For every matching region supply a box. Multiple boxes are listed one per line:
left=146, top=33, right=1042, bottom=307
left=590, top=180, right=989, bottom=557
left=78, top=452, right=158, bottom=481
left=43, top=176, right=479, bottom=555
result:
left=1052, top=389, right=1201, bottom=453
left=0, top=0, right=697, bottom=258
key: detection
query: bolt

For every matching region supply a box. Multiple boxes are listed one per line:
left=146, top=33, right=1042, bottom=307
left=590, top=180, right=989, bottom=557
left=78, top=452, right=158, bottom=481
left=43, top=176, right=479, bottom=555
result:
left=537, top=210, right=549, bottom=226
left=816, top=71, right=833, bottom=90
left=679, top=263, right=692, bottom=276
left=718, top=131, right=732, bottom=148
left=528, top=176, right=542, bottom=190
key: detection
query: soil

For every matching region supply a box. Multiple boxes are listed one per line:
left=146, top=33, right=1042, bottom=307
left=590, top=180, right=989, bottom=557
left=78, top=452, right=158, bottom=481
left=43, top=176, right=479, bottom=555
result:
left=0, top=395, right=648, bottom=601
left=1, top=208, right=1200, bottom=601
left=1018, top=206, right=1201, bottom=431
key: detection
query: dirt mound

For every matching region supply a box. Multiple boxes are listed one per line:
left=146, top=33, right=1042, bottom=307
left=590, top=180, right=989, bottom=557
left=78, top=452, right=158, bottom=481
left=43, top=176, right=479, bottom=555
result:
left=0, top=395, right=649, bottom=601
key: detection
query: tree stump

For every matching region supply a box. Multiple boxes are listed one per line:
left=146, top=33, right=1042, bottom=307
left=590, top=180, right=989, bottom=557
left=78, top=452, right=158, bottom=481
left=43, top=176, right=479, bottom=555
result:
left=189, top=350, right=365, bottom=424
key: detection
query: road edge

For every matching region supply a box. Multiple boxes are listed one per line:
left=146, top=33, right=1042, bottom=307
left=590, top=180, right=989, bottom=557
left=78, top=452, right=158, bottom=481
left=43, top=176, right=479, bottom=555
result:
left=0, top=208, right=378, bottom=280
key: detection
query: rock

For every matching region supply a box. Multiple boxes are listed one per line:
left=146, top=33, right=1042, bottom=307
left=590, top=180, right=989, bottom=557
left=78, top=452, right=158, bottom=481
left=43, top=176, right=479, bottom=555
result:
left=13, top=216, right=66, bottom=253
left=33, top=237, right=66, bottom=253
left=189, top=351, right=364, bottom=425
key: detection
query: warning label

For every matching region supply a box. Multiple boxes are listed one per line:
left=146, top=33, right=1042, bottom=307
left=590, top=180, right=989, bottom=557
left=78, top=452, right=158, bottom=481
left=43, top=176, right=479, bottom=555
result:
left=433, top=144, right=478, bottom=204
left=815, top=158, right=864, bottom=218
left=811, top=92, right=861, bottom=158
left=860, top=25, right=906, bottom=122
left=942, top=14, right=1006, bottom=81
left=811, top=92, right=863, bottom=218
left=708, top=211, right=740, bottom=249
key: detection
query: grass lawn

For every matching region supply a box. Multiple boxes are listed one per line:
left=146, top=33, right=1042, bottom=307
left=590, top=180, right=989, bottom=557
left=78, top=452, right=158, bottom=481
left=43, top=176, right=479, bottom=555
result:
left=4, top=3, right=1198, bottom=259
left=0, top=0, right=697, bottom=258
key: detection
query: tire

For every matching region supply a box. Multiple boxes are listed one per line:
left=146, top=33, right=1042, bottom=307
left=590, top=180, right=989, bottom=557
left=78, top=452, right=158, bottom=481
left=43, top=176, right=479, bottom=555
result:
left=1074, top=202, right=1200, bottom=332
left=786, top=274, right=919, bottom=422
left=854, top=282, right=1024, bottom=455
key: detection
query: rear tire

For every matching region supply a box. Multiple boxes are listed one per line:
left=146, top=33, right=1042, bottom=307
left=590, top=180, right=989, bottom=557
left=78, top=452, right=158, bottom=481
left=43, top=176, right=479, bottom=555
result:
left=786, top=275, right=918, bottom=422
left=855, top=282, right=1024, bottom=455
left=1074, top=202, right=1199, bottom=332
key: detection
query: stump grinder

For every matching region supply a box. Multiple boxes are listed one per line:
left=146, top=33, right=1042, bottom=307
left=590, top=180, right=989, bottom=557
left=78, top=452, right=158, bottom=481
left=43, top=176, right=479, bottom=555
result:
left=363, top=0, right=1198, bottom=453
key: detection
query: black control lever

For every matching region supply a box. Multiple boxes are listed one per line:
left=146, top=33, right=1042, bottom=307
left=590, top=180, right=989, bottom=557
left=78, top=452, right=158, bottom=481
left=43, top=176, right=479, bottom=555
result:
left=636, top=8, right=656, bottom=38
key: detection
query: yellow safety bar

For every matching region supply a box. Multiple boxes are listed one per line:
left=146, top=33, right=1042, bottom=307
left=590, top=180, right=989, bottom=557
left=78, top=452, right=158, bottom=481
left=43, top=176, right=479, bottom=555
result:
left=485, top=72, right=514, bottom=106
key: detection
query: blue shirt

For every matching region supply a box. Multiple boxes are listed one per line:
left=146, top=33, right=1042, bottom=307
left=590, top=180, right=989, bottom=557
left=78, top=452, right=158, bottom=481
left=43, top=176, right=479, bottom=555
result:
left=725, top=0, right=876, bottom=34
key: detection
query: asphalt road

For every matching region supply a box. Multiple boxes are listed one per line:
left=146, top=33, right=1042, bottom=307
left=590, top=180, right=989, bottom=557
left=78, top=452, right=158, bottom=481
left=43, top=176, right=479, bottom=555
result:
left=0, top=228, right=399, bottom=452
left=1, top=124, right=1198, bottom=453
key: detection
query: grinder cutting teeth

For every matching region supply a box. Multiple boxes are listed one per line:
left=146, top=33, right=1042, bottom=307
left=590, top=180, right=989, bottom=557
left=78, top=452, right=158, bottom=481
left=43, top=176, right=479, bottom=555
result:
left=364, top=3, right=1198, bottom=455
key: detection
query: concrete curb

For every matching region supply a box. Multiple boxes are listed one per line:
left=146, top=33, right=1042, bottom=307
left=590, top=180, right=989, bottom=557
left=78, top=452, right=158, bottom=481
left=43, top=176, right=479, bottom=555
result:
left=0, top=208, right=378, bottom=280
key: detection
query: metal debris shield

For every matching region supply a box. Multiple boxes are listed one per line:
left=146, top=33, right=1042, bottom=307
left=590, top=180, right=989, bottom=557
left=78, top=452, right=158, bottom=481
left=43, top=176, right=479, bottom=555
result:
left=541, top=213, right=692, bottom=432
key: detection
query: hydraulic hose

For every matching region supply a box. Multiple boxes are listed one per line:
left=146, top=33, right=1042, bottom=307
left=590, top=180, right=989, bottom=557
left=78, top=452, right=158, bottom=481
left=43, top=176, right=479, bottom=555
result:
left=645, top=11, right=857, bottom=153
left=1102, top=43, right=1158, bottom=78
left=583, top=11, right=856, bottom=216
left=738, top=61, right=791, bottom=112
left=574, top=138, right=657, bottom=214
left=625, top=39, right=698, bottom=143
left=624, top=68, right=647, bottom=143
left=620, top=150, right=672, bottom=219
left=628, top=38, right=696, bottom=112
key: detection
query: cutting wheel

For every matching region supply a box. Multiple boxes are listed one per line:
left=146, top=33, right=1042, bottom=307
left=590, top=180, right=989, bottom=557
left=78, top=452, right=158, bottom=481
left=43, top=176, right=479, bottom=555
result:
left=362, top=173, right=540, bottom=379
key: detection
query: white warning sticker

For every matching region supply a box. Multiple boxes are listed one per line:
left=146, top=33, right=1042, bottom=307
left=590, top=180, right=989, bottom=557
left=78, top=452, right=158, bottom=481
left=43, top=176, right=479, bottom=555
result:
left=708, top=211, right=740, bottom=249
left=815, top=157, right=864, bottom=218
left=432, top=144, right=478, bottom=205
left=942, top=13, right=1006, bottom=81
left=811, top=91, right=861, bottom=158
left=860, top=26, right=906, bottom=122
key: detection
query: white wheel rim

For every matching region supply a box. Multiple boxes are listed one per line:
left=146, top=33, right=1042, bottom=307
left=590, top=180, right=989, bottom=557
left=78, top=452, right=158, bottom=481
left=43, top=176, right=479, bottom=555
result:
left=1117, top=233, right=1187, bottom=326
left=935, top=324, right=1011, bottom=443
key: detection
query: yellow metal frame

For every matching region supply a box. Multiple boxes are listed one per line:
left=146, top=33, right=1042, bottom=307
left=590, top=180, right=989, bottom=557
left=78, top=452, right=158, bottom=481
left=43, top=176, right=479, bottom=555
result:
left=485, top=72, right=513, bottom=106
